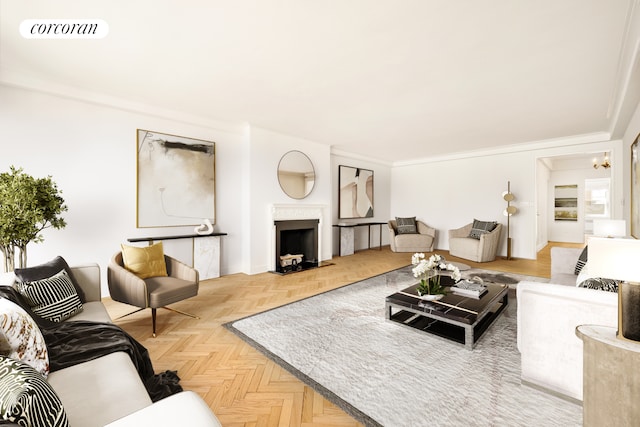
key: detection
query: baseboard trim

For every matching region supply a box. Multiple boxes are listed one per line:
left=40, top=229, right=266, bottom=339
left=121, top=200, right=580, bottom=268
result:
left=520, top=378, right=583, bottom=406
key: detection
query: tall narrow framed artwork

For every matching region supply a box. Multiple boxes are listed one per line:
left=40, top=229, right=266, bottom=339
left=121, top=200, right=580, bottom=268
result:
left=554, top=184, right=578, bottom=221
left=338, top=165, right=374, bottom=219
left=632, top=134, right=640, bottom=238
left=136, top=129, right=215, bottom=227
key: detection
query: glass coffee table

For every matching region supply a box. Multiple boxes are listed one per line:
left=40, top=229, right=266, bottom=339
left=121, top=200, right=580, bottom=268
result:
left=385, top=275, right=509, bottom=350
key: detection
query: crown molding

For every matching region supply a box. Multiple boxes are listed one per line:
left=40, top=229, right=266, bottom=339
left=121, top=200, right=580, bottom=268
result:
left=392, top=132, right=613, bottom=167
left=0, top=66, right=246, bottom=135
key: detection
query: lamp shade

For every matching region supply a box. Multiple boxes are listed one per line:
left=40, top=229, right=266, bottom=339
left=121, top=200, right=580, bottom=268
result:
left=593, top=219, right=626, bottom=238
left=589, top=237, right=640, bottom=341
left=588, top=238, right=640, bottom=282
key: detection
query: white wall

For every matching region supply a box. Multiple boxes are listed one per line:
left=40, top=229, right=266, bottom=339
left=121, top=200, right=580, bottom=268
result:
left=390, top=139, right=622, bottom=260
left=536, top=159, right=550, bottom=250
left=330, top=154, right=392, bottom=254
left=246, top=126, right=332, bottom=274
left=546, top=164, right=613, bottom=243
left=0, top=84, right=316, bottom=293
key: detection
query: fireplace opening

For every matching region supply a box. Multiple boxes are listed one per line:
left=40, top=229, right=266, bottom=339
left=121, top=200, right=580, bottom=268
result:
left=274, top=219, right=319, bottom=274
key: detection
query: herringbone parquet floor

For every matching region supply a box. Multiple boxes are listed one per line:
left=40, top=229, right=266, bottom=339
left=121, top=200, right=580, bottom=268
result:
left=103, top=243, right=581, bottom=426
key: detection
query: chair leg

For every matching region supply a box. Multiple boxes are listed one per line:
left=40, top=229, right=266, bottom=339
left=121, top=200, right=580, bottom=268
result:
left=152, top=308, right=157, bottom=338
left=113, top=307, right=145, bottom=321
left=162, top=306, right=200, bottom=319
left=149, top=306, right=199, bottom=338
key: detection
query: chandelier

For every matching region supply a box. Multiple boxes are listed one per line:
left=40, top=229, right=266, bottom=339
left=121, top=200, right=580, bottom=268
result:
left=593, top=152, right=611, bottom=169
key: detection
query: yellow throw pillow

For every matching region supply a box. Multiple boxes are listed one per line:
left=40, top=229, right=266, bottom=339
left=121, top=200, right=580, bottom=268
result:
left=120, top=242, right=168, bottom=279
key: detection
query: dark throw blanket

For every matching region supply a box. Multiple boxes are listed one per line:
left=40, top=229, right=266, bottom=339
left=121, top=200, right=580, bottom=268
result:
left=0, top=287, right=182, bottom=402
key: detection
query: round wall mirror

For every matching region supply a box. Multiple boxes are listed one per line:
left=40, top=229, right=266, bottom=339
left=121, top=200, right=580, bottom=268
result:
left=277, top=150, right=315, bottom=199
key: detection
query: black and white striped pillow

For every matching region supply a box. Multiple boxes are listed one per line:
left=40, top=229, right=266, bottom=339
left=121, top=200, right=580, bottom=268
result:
left=15, top=269, right=83, bottom=322
left=0, top=355, right=69, bottom=427
left=574, top=246, right=588, bottom=275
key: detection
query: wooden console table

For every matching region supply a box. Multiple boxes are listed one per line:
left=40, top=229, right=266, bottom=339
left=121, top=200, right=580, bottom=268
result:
left=128, top=233, right=227, bottom=280
left=576, top=324, right=640, bottom=426
left=332, top=222, right=386, bottom=256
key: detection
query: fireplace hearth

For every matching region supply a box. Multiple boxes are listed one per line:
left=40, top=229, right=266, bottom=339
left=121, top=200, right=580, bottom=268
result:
left=274, top=219, right=319, bottom=274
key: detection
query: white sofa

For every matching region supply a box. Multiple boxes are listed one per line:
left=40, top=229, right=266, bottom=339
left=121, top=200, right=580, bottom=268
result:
left=517, top=247, right=618, bottom=402
left=2, top=263, right=221, bottom=427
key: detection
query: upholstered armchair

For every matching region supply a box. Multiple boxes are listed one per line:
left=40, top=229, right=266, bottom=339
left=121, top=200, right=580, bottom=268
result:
left=107, top=252, right=199, bottom=337
left=448, top=222, right=503, bottom=262
left=388, top=220, right=436, bottom=253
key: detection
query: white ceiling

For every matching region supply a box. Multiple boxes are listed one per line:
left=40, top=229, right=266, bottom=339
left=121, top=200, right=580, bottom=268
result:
left=0, top=1, right=635, bottom=163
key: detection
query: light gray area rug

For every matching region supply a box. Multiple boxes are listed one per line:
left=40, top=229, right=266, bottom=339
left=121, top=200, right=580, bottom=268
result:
left=227, top=266, right=582, bottom=427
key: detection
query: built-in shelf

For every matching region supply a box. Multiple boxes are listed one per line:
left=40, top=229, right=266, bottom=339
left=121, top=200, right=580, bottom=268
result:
left=127, top=232, right=227, bottom=243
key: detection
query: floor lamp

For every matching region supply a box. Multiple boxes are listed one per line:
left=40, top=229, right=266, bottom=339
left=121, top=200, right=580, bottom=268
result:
left=502, top=181, right=517, bottom=260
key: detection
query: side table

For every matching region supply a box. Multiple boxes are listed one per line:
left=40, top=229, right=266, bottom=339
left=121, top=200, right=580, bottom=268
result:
left=332, top=222, right=386, bottom=256
left=576, top=324, right=640, bottom=426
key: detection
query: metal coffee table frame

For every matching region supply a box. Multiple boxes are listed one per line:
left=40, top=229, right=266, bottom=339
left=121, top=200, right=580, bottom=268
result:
left=385, top=280, right=509, bottom=350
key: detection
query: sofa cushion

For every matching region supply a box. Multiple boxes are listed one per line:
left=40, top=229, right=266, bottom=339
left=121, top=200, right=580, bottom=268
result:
left=65, top=301, right=112, bottom=323
left=47, top=352, right=152, bottom=427
left=468, top=219, right=497, bottom=239
left=0, top=355, right=69, bottom=427
left=574, top=246, right=588, bottom=275
left=15, top=269, right=83, bottom=322
left=14, top=256, right=86, bottom=303
left=0, top=298, right=49, bottom=376
left=578, top=277, right=619, bottom=293
left=121, top=242, right=168, bottom=279
left=395, top=217, right=417, bottom=234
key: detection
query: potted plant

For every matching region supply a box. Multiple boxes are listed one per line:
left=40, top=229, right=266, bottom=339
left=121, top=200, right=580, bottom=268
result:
left=0, top=166, right=67, bottom=272
left=411, top=252, right=461, bottom=300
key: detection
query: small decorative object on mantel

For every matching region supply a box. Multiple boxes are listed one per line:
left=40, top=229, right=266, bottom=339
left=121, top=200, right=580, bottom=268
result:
left=411, top=253, right=461, bottom=300
left=194, top=218, right=214, bottom=235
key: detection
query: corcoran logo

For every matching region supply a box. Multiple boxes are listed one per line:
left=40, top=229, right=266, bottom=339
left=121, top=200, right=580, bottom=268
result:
left=20, top=19, right=109, bottom=39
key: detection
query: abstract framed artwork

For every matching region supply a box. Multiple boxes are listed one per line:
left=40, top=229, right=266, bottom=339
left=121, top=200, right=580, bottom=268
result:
left=136, top=129, right=215, bottom=227
left=338, top=165, right=374, bottom=219
left=554, top=184, right=578, bottom=221
left=632, top=134, right=640, bottom=238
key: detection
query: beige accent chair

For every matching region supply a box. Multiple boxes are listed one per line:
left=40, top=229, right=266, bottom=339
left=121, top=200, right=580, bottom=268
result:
left=448, top=223, right=503, bottom=262
left=107, top=252, right=199, bottom=337
left=388, top=220, right=436, bottom=253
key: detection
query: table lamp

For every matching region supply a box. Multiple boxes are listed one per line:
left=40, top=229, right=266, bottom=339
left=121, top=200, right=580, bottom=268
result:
left=592, top=219, right=626, bottom=238
left=588, top=237, right=640, bottom=341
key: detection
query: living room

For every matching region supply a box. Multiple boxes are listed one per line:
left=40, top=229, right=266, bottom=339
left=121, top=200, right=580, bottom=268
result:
left=2, top=2, right=640, bottom=426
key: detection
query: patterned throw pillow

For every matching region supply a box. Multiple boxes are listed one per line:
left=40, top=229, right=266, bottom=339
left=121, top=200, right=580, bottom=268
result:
left=578, top=277, right=619, bottom=293
left=0, top=298, right=49, bottom=377
left=0, top=355, right=69, bottom=427
left=15, top=269, right=83, bottom=322
left=468, top=219, right=498, bottom=239
left=14, top=256, right=86, bottom=303
left=574, top=246, right=588, bottom=275
left=395, top=217, right=418, bottom=234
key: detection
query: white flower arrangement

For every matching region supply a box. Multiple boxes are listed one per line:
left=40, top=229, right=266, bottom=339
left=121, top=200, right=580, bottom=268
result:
left=411, top=253, right=461, bottom=296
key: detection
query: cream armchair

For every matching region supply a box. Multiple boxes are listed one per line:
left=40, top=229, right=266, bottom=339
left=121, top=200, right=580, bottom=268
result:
left=107, top=252, right=199, bottom=337
left=388, top=220, right=436, bottom=253
left=448, top=223, right=503, bottom=262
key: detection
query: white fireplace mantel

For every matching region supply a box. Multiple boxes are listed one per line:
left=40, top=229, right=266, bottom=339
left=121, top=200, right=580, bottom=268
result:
left=269, top=204, right=327, bottom=271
